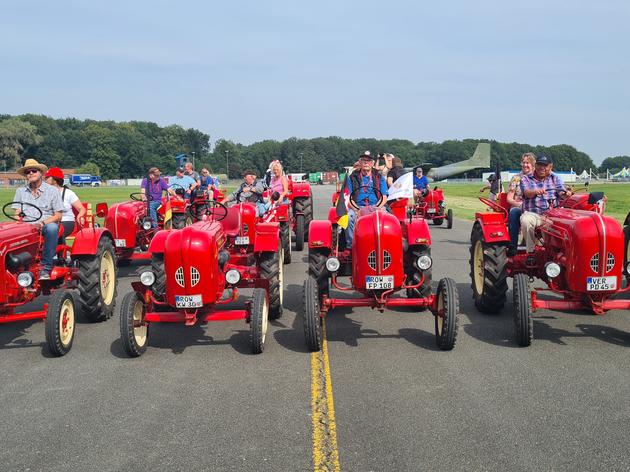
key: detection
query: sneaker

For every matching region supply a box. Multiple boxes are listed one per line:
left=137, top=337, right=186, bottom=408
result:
left=39, top=270, right=51, bottom=280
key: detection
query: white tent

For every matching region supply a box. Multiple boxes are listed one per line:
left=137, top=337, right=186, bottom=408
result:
left=577, top=170, right=590, bottom=180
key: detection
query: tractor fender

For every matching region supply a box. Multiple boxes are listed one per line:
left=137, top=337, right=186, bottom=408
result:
left=292, top=183, right=311, bottom=198
left=147, top=229, right=170, bottom=254
left=254, top=222, right=280, bottom=252
left=475, top=212, right=511, bottom=243
left=71, top=227, right=114, bottom=255
left=275, top=204, right=289, bottom=222
left=327, top=207, right=339, bottom=224
left=406, top=218, right=432, bottom=246
left=308, top=220, right=333, bottom=250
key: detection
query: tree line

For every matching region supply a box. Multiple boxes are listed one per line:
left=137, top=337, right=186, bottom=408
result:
left=1, top=114, right=622, bottom=179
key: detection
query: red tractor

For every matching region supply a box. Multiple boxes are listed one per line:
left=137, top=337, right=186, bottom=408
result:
left=303, top=186, right=460, bottom=352
left=0, top=201, right=118, bottom=356
left=260, top=195, right=293, bottom=264
left=119, top=202, right=283, bottom=356
left=470, top=191, right=630, bottom=347
left=412, top=187, right=454, bottom=228
left=288, top=178, right=313, bottom=251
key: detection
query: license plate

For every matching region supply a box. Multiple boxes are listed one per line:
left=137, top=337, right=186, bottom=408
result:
left=366, top=275, right=394, bottom=289
left=115, top=239, right=127, bottom=248
left=427, top=208, right=436, bottom=213
left=175, top=294, right=203, bottom=308
left=586, top=276, right=616, bottom=291
left=235, top=236, right=250, bottom=245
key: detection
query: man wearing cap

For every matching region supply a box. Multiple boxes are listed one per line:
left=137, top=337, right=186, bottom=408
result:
left=140, top=167, right=178, bottom=228
left=222, top=169, right=267, bottom=215
left=12, top=158, right=64, bottom=280
left=345, top=151, right=388, bottom=248
left=519, top=155, right=572, bottom=265
left=168, top=167, right=197, bottom=199
left=413, top=166, right=430, bottom=200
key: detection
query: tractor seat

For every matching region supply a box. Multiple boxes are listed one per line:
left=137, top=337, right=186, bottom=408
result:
left=220, top=206, right=242, bottom=237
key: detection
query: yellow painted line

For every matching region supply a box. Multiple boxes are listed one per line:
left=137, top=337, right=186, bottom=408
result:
left=311, top=320, right=341, bottom=471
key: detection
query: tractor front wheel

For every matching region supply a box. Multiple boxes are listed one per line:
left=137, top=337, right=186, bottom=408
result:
left=406, top=246, right=432, bottom=305
left=172, top=213, right=187, bottom=229
left=513, top=273, right=533, bottom=347
left=308, top=248, right=330, bottom=296
left=45, top=290, right=76, bottom=356
left=434, top=278, right=459, bottom=350
left=303, top=275, right=323, bottom=352
left=624, top=224, right=630, bottom=284
left=446, top=209, right=453, bottom=229
left=120, top=291, right=149, bottom=357
left=260, top=250, right=283, bottom=319
left=280, top=222, right=292, bottom=264
left=150, top=254, right=166, bottom=301
left=250, top=288, right=269, bottom=354
left=77, top=236, right=117, bottom=322
left=295, top=214, right=305, bottom=251
left=469, top=222, right=508, bottom=314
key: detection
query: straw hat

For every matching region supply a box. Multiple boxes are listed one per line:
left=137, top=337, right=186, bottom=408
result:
left=17, top=158, right=48, bottom=176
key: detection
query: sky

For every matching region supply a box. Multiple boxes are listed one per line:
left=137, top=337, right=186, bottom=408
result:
left=1, top=0, right=628, bottom=163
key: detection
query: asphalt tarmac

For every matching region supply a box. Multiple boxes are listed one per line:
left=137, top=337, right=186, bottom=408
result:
left=1, top=185, right=630, bottom=472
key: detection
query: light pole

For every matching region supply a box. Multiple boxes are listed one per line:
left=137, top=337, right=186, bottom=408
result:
left=225, top=150, right=229, bottom=179
left=300, top=152, right=304, bottom=173
left=191, top=151, right=195, bottom=169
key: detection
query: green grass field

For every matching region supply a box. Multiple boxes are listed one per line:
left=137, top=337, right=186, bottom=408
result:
left=437, top=182, right=629, bottom=223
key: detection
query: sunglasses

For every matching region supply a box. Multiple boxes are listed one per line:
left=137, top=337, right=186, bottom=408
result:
left=25, top=169, right=40, bottom=175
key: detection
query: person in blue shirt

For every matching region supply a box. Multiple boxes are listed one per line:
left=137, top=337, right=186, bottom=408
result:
left=413, top=166, right=430, bottom=201
left=345, top=151, right=388, bottom=249
left=168, top=167, right=197, bottom=198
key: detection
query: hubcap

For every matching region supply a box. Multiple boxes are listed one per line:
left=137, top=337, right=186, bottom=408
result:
left=473, top=241, right=484, bottom=294
left=59, top=298, right=75, bottom=346
left=132, top=299, right=147, bottom=346
left=100, top=250, right=115, bottom=305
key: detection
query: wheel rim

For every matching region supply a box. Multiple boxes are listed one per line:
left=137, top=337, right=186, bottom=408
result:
left=473, top=241, right=484, bottom=295
left=100, top=249, right=116, bottom=305
left=261, top=295, right=269, bottom=344
left=278, top=250, right=284, bottom=305
left=132, top=299, right=147, bottom=346
left=59, top=298, right=75, bottom=347
left=436, top=288, right=444, bottom=335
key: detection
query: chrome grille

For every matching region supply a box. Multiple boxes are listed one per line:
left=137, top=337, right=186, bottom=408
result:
left=606, top=253, right=615, bottom=272
left=589, top=253, right=599, bottom=273
left=175, top=267, right=185, bottom=287
left=190, top=266, right=200, bottom=287
left=383, top=250, right=391, bottom=270
left=367, top=251, right=377, bottom=270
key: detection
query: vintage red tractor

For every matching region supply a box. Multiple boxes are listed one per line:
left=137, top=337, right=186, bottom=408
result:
left=412, top=187, right=453, bottom=228
left=470, top=190, right=630, bottom=347
left=289, top=178, right=313, bottom=251
left=303, top=186, right=460, bottom=352
left=119, top=201, right=283, bottom=356
left=0, top=201, right=118, bottom=356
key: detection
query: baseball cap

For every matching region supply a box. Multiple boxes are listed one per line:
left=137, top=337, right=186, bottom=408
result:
left=359, top=150, right=374, bottom=160
left=176, top=167, right=184, bottom=172
left=536, top=155, right=552, bottom=165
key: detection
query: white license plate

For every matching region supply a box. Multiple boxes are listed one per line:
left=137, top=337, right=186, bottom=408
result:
left=427, top=208, right=436, bottom=213
left=366, top=275, right=394, bottom=289
left=175, top=294, right=203, bottom=308
left=115, top=239, right=127, bottom=248
left=586, top=276, right=616, bottom=291
left=235, top=236, right=250, bottom=245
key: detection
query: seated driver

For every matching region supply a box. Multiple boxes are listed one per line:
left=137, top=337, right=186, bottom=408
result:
left=222, top=169, right=267, bottom=216
left=413, top=166, right=430, bottom=201
left=345, top=151, right=388, bottom=249
left=12, top=159, right=63, bottom=280
left=519, top=155, right=572, bottom=265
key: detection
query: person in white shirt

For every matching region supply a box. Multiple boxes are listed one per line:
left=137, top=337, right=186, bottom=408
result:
left=44, top=167, right=86, bottom=238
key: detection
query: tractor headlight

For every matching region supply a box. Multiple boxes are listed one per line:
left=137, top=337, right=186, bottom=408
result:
left=545, top=262, right=561, bottom=278
left=325, top=257, right=340, bottom=273
left=438, top=201, right=446, bottom=209
left=140, top=271, right=156, bottom=286
left=225, top=269, right=241, bottom=285
left=17, top=272, right=34, bottom=287
left=142, top=220, right=152, bottom=231
left=416, top=255, right=432, bottom=270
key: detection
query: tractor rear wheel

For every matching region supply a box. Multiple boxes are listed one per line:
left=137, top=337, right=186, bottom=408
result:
left=308, top=248, right=330, bottom=296
left=77, top=236, right=117, bottom=322
left=469, top=222, right=508, bottom=314
left=45, top=290, right=76, bottom=356
left=280, top=222, right=291, bottom=264
left=513, top=273, right=533, bottom=347
left=260, top=250, right=283, bottom=320
left=406, top=246, right=432, bottom=304
left=295, top=214, right=305, bottom=251
left=294, top=196, right=312, bottom=241
left=446, top=209, right=453, bottom=229
left=434, top=277, right=459, bottom=351
left=120, top=291, right=149, bottom=357
left=250, top=288, right=268, bottom=354
left=303, top=275, right=323, bottom=352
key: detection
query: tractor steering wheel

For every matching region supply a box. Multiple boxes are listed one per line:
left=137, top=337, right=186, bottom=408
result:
left=349, top=185, right=385, bottom=210
left=3, top=201, right=43, bottom=223
left=130, top=192, right=152, bottom=202
left=169, top=184, right=186, bottom=197
left=204, top=201, right=228, bottom=221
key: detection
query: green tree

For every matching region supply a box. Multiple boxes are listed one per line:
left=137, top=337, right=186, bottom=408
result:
left=76, top=162, right=101, bottom=175
left=0, top=118, right=43, bottom=168
left=599, top=155, right=630, bottom=174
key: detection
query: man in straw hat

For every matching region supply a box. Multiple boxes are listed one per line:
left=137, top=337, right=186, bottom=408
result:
left=12, top=158, right=64, bottom=280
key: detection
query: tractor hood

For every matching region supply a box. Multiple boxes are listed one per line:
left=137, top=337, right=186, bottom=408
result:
left=352, top=209, right=404, bottom=289
left=105, top=201, right=147, bottom=247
